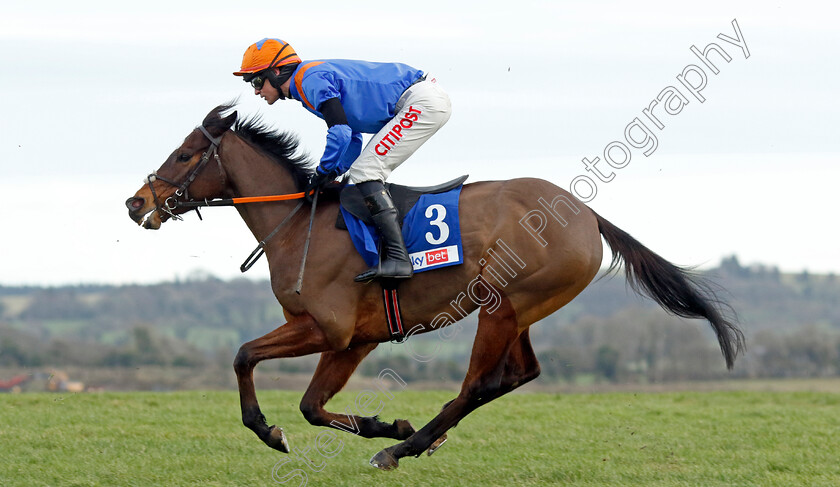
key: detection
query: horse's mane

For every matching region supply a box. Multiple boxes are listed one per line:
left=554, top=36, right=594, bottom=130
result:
left=205, top=103, right=315, bottom=190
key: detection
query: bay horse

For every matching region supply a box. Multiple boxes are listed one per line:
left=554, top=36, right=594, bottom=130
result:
left=126, top=104, right=744, bottom=470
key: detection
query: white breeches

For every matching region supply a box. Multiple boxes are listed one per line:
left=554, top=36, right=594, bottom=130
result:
left=347, top=76, right=452, bottom=183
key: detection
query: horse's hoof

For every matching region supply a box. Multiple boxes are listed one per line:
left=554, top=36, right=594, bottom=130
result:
left=370, top=449, right=399, bottom=470
left=265, top=425, right=290, bottom=453
left=427, top=434, right=447, bottom=456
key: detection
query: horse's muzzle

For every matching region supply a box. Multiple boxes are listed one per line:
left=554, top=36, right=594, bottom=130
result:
left=126, top=196, right=144, bottom=210
left=126, top=197, right=145, bottom=223
left=127, top=195, right=154, bottom=221
left=125, top=196, right=164, bottom=229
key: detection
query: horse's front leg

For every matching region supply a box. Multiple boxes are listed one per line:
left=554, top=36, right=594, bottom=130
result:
left=234, top=315, right=331, bottom=452
left=299, top=344, right=415, bottom=440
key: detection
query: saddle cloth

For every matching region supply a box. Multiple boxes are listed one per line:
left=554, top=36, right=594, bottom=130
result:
left=337, top=175, right=467, bottom=273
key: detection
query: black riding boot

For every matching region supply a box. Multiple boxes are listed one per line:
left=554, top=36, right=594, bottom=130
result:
left=353, top=181, right=414, bottom=283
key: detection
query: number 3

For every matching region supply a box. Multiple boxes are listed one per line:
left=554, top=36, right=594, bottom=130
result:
left=425, top=204, right=449, bottom=245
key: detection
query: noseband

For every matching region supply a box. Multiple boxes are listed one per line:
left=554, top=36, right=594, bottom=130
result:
left=145, top=125, right=225, bottom=221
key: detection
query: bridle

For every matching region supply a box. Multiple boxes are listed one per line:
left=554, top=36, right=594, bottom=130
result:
left=144, top=125, right=225, bottom=221
left=141, top=123, right=311, bottom=275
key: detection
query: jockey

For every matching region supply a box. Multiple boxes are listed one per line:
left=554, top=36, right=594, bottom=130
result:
left=234, top=38, right=451, bottom=283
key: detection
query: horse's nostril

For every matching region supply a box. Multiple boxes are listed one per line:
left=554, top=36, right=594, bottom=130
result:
left=126, top=197, right=144, bottom=211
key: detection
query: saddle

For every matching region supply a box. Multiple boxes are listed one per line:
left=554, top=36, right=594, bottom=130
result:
left=335, top=175, right=469, bottom=229
left=335, top=175, right=468, bottom=344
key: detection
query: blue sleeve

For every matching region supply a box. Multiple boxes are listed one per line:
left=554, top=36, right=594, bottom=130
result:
left=335, top=132, right=363, bottom=174
left=318, top=124, right=359, bottom=175
left=302, top=72, right=340, bottom=115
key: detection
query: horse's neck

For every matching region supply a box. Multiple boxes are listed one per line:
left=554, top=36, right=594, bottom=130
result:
left=222, top=136, right=303, bottom=243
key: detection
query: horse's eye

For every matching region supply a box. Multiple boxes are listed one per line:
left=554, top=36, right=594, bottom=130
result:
left=177, top=153, right=191, bottom=162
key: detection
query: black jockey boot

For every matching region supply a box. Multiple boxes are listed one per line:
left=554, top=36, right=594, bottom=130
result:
left=354, top=181, right=414, bottom=283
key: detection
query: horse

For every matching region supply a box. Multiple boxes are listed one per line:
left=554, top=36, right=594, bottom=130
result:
left=125, top=103, right=744, bottom=470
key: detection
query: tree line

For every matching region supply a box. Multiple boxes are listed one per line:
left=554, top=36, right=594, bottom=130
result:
left=1, top=256, right=839, bottom=383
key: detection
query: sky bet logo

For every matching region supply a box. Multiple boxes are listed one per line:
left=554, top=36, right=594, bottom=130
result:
left=410, top=245, right=459, bottom=271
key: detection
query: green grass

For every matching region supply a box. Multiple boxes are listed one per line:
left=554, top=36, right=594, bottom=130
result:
left=1, top=389, right=838, bottom=486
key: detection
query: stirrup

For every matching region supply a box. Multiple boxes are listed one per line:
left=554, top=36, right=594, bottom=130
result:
left=354, top=260, right=413, bottom=283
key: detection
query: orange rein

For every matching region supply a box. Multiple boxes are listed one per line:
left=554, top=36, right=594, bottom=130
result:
left=170, top=191, right=312, bottom=208
left=231, top=192, right=307, bottom=204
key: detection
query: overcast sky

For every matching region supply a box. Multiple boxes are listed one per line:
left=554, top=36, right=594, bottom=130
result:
left=1, top=0, right=836, bottom=286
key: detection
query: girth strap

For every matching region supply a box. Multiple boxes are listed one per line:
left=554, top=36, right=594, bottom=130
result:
left=382, top=287, right=406, bottom=343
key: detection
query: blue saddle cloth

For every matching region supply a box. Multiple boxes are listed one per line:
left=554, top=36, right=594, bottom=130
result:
left=340, top=186, right=464, bottom=273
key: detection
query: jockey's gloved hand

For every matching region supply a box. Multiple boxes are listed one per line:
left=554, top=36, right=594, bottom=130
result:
left=304, top=168, right=337, bottom=203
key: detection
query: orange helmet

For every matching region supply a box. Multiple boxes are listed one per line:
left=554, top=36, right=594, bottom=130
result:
left=233, top=38, right=301, bottom=77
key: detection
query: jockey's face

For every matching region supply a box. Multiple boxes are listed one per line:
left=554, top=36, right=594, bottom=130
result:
left=254, top=71, right=281, bottom=105
left=253, top=68, right=293, bottom=105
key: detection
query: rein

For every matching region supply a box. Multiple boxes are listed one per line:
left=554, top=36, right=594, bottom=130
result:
left=169, top=191, right=309, bottom=209
left=145, top=124, right=312, bottom=273
left=240, top=200, right=305, bottom=273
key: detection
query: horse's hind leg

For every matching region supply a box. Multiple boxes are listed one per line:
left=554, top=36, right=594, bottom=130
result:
left=370, top=291, right=525, bottom=470
left=498, top=328, right=541, bottom=393
left=234, top=315, right=332, bottom=453
left=425, top=329, right=541, bottom=456
left=299, top=344, right=415, bottom=440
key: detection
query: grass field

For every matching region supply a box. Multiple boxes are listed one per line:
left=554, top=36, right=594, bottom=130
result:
left=1, top=388, right=839, bottom=486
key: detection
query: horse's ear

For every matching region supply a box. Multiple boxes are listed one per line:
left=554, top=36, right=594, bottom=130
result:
left=202, top=105, right=237, bottom=136
left=220, top=111, right=237, bottom=130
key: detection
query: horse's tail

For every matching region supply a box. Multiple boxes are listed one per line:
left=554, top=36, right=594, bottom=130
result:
left=594, top=211, right=745, bottom=369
